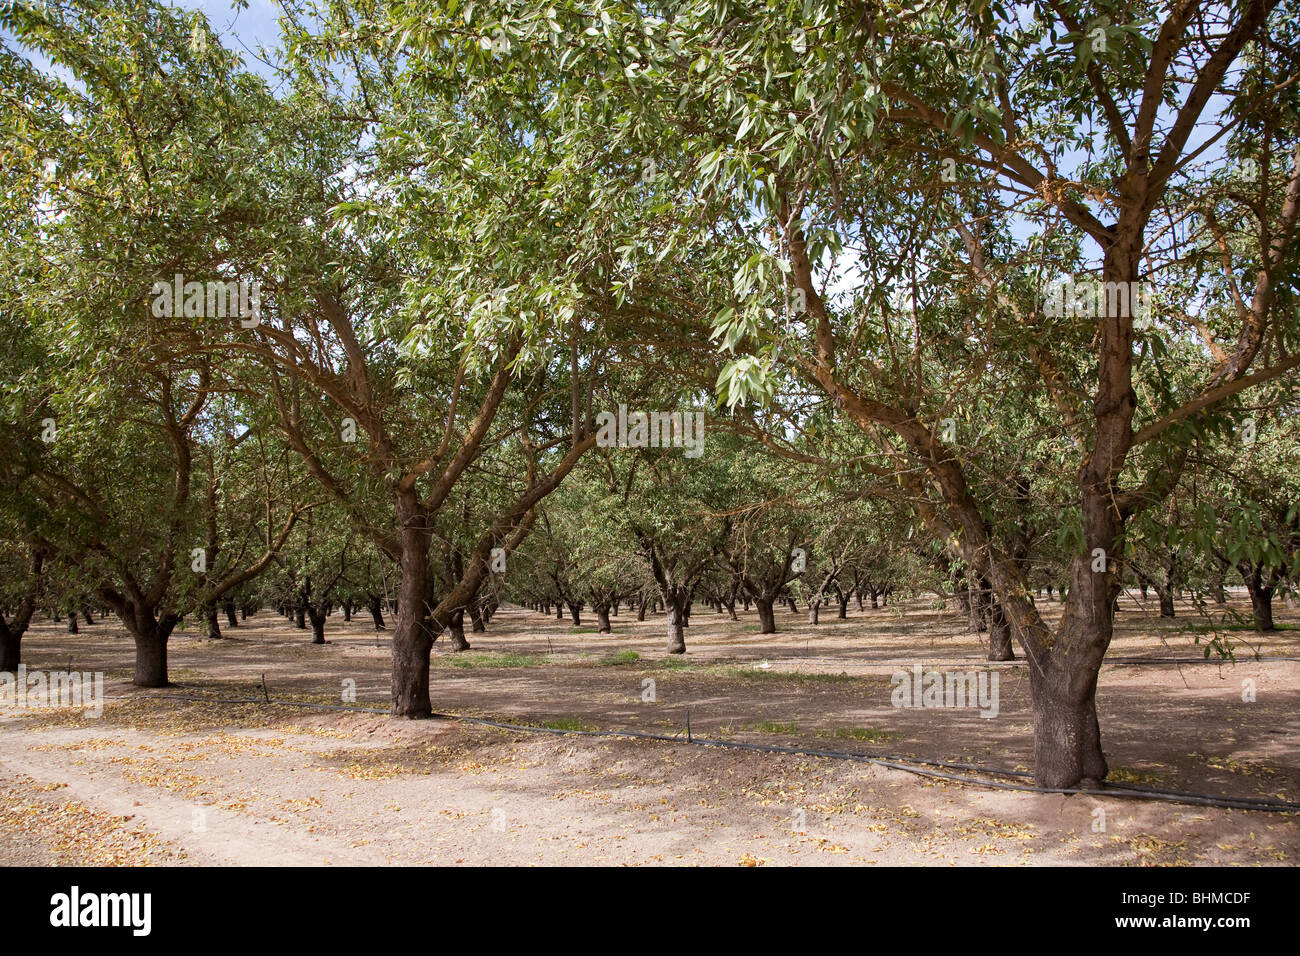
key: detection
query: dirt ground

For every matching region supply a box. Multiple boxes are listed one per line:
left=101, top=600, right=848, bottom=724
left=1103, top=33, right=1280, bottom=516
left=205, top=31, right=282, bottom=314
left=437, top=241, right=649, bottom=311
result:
left=1, top=590, right=1297, bottom=866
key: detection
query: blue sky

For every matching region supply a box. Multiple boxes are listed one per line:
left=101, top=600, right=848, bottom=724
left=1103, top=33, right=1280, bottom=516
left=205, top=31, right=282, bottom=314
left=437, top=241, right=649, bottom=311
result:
left=168, top=0, right=284, bottom=76
left=3, top=1, right=288, bottom=82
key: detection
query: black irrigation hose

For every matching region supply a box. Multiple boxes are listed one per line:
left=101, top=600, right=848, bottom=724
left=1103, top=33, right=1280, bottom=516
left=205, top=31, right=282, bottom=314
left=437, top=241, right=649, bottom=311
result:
left=99, top=690, right=1300, bottom=815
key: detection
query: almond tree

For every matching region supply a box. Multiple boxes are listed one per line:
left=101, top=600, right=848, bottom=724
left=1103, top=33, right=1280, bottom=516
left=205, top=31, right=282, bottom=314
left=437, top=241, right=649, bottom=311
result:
left=494, top=0, right=1300, bottom=786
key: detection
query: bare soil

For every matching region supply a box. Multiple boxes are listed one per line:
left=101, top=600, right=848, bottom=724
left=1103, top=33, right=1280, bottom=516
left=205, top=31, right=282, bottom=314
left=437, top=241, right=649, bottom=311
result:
left=1, top=591, right=1296, bottom=866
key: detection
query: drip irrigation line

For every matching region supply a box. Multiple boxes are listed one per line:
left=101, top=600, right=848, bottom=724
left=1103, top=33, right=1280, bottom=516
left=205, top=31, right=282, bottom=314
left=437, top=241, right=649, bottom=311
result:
left=98, top=690, right=1300, bottom=815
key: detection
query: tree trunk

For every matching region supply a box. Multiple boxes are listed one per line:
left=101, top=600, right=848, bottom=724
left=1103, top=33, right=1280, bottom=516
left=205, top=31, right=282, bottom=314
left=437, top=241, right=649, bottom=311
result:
left=837, top=593, right=849, bottom=618
left=125, top=612, right=178, bottom=688
left=133, top=632, right=168, bottom=687
left=1028, top=653, right=1107, bottom=789
left=636, top=594, right=648, bottom=621
left=755, top=597, right=776, bottom=634
left=222, top=601, right=239, bottom=628
left=368, top=595, right=387, bottom=630
left=308, top=608, right=326, bottom=644
left=987, top=597, right=1015, bottom=661
left=665, top=603, right=685, bottom=654
left=596, top=604, right=612, bottom=633
left=1157, top=588, right=1175, bottom=618
left=391, top=496, right=434, bottom=717
left=469, top=602, right=486, bottom=633
left=0, top=624, right=21, bottom=673
left=66, top=613, right=78, bottom=634
left=206, top=604, right=222, bottom=640
left=1242, top=568, right=1276, bottom=632
left=81, top=605, right=94, bottom=625
left=343, top=601, right=352, bottom=622
left=968, top=582, right=987, bottom=632
left=786, top=596, right=797, bottom=614
left=449, top=609, right=471, bottom=651
left=294, top=604, right=306, bottom=629
left=808, top=602, right=819, bottom=624
left=556, top=602, right=565, bottom=620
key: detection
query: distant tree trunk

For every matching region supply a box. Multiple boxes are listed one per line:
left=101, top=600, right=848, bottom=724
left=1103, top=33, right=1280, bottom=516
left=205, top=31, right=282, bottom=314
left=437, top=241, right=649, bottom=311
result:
left=1158, top=582, right=1175, bottom=618
left=206, top=604, right=222, bottom=640
left=469, top=602, right=486, bottom=633
left=81, top=605, right=95, bottom=625
left=1212, top=568, right=1228, bottom=605
left=837, top=591, right=850, bottom=618
left=1163, top=557, right=1179, bottom=606
left=308, top=607, right=326, bottom=644
left=369, top=595, right=386, bottom=630
left=223, top=601, right=239, bottom=628
left=637, top=594, right=648, bottom=621
left=567, top=601, right=581, bottom=626
left=66, top=612, right=79, bottom=634
left=786, top=596, right=798, bottom=614
left=665, top=601, right=686, bottom=654
left=755, top=597, right=776, bottom=634
left=596, top=603, right=612, bottom=633
left=953, top=570, right=971, bottom=616
left=449, top=609, right=471, bottom=651
left=969, top=583, right=987, bottom=632
left=987, top=597, right=1015, bottom=661
left=117, top=609, right=178, bottom=688
left=556, top=602, right=564, bottom=620
left=342, top=601, right=353, bottom=622
left=808, top=602, right=820, bottom=624
left=1241, top=566, right=1276, bottom=632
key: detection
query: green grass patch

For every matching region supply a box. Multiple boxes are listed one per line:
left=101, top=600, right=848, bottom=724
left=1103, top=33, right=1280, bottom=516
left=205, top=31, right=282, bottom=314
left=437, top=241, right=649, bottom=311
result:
left=441, top=653, right=547, bottom=669
left=599, top=650, right=641, bottom=666
left=569, top=626, right=602, bottom=634
left=750, top=720, right=800, bottom=735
